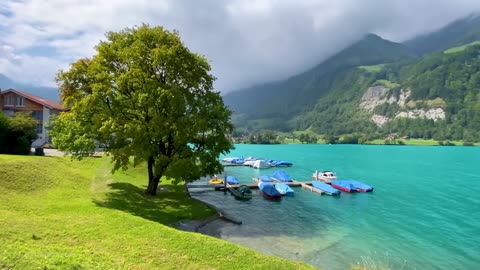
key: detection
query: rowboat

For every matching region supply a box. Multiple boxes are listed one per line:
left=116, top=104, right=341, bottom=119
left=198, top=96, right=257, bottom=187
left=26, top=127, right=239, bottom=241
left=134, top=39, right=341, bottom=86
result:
left=229, top=185, right=253, bottom=200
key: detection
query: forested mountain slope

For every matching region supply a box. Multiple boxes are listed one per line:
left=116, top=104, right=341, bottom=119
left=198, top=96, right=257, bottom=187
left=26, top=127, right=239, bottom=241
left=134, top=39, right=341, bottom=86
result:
left=404, top=14, right=480, bottom=55
left=223, top=15, right=480, bottom=142
left=223, top=34, right=415, bottom=129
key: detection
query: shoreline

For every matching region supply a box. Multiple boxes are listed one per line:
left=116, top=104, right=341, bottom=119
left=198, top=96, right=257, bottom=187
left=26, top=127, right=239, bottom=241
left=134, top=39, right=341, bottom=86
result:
left=177, top=195, right=242, bottom=237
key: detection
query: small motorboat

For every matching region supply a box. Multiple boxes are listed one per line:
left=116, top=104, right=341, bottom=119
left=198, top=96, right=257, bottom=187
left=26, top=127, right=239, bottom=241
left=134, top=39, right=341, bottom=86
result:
left=226, top=176, right=239, bottom=185
left=274, top=183, right=295, bottom=196
left=229, top=185, right=253, bottom=200
left=330, top=180, right=357, bottom=193
left=253, top=175, right=273, bottom=183
left=346, top=180, right=374, bottom=192
left=258, top=182, right=282, bottom=201
left=312, top=170, right=337, bottom=183
left=209, top=177, right=223, bottom=185
left=311, top=180, right=340, bottom=196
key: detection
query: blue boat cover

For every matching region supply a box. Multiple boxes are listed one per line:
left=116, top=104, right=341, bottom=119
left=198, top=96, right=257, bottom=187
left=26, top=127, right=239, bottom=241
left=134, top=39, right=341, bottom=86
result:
left=258, top=175, right=273, bottom=182
left=345, top=180, right=374, bottom=192
left=311, top=181, right=340, bottom=195
left=330, top=180, right=356, bottom=191
left=226, top=176, right=239, bottom=184
left=269, top=160, right=293, bottom=166
left=274, top=183, right=295, bottom=196
left=258, top=182, right=282, bottom=196
left=271, top=170, right=293, bottom=182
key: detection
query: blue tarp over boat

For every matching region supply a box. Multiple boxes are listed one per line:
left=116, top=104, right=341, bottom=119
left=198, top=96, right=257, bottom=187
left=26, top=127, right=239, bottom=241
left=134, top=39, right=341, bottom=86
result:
left=274, top=183, right=295, bottom=196
left=226, top=176, right=239, bottom=185
left=258, top=175, right=273, bottom=182
left=258, top=182, right=282, bottom=200
left=271, top=170, right=293, bottom=182
left=345, top=180, right=374, bottom=192
left=311, top=181, right=340, bottom=195
left=330, top=180, right=357, bottom=193
left=269, top=160, right=293, bottom=167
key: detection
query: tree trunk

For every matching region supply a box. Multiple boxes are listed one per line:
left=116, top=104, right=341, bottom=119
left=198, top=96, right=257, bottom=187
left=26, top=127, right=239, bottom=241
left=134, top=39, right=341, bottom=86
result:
left=145, top=156, right=160, bottom=196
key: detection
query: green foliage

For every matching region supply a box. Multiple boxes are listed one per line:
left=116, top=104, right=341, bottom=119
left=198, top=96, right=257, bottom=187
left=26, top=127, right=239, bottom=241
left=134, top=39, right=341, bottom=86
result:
left=0, top=112, right=37, bottom=155
left=0, top=155, right=313, bottom=270
left=51, top=25, right=233, bottom=195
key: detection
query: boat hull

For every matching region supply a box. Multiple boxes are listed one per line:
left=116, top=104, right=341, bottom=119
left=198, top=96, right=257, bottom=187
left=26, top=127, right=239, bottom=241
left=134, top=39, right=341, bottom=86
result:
left=330, top=180, right=357, bottom=193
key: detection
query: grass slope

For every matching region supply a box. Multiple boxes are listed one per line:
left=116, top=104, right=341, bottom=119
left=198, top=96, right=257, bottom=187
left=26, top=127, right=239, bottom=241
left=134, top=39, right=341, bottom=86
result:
left=0, top=155, right=313, bottom=270
left=443, top=40, right=480, bottom=54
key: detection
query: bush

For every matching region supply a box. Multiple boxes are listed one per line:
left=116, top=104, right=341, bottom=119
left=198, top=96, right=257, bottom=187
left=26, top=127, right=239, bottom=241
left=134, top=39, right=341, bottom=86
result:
left=463, top=142, right=474, bottom=146
left=0, top=112, right=37, bottom=155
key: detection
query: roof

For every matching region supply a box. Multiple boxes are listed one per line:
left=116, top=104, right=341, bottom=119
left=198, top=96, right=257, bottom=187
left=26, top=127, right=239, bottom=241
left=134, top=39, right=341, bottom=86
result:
left=1, top=88, right=66, bottom=111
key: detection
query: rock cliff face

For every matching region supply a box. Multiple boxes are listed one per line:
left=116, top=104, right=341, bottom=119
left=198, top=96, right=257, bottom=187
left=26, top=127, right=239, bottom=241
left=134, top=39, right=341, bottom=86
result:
left=360, top=85, right=445, bottom=126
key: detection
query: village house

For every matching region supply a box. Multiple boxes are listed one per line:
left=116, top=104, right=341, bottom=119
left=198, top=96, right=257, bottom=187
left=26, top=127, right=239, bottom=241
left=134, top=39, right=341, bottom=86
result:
left=0, top=88, right=66, bottom=147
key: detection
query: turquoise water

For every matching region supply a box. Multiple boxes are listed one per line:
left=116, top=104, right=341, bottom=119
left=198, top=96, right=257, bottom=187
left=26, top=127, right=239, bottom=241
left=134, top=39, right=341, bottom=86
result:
left=191, top=144, right=480, bottom=270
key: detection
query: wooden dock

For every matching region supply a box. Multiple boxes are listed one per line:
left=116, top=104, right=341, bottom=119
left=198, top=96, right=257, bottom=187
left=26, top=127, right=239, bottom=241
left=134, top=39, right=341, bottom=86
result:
left=187, top=178, right=326, bottom=195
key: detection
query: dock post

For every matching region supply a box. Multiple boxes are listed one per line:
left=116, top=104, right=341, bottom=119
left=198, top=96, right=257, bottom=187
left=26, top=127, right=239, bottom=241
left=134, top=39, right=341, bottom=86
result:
left=223, top=175, right=227, bottom=194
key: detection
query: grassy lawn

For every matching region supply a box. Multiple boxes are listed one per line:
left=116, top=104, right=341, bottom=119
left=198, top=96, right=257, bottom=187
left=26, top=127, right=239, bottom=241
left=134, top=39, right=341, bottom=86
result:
left=0, top=155, right=314, bottom=269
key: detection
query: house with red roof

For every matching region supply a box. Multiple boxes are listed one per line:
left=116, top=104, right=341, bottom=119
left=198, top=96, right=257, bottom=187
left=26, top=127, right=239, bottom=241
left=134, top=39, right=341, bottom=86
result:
left=0, top=88, right=67, bottom=147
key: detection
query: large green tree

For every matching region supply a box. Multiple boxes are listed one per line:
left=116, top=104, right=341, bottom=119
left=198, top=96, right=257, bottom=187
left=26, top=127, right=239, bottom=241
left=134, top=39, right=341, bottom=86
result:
left=51, top=25, right=234, bottom=195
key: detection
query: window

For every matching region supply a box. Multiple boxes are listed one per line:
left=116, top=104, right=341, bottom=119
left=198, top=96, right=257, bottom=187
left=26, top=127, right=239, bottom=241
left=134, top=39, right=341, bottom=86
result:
left=31, top=111, right=43, bottom=134
left=4, top=95, right=14, bottom=106
left=3, top=94, right=25, bottom=107
left=16, top=96, right=25, bottom=106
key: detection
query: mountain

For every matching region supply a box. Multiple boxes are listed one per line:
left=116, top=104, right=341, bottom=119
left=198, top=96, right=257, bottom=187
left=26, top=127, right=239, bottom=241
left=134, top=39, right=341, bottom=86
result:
left=404, top=14, right=480, bottom=55
left=223, top=34, right=416, bottom=131
left=223, top=16, right=480, bottom=142
left=0, top=74, right=60, bottom=102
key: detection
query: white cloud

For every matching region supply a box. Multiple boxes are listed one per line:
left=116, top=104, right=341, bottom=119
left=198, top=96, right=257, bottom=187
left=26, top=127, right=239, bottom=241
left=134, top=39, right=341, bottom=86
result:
left=1, top=0, right=480, bottom=91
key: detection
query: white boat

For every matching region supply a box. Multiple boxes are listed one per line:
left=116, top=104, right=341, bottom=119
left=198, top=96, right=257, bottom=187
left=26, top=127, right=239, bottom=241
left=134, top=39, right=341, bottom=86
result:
left=252, top=159, right=271, bottom=169
left=312, top=170, right=337, bottom=183
left=243, top=160, right=256, bottom=167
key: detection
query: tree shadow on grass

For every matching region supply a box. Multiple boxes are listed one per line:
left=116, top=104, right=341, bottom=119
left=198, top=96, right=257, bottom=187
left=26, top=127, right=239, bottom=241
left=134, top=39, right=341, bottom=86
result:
left=93, top=182, right=215, bottom=227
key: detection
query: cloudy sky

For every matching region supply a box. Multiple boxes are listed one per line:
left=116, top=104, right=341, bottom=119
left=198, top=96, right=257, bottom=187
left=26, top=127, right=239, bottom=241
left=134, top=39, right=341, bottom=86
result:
left=1, top=0, right=480, bottom=93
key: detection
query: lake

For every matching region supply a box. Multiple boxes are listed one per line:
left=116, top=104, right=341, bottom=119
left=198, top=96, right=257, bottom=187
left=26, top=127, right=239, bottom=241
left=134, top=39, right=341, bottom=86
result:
left=190, top=144, right=480, bottom=270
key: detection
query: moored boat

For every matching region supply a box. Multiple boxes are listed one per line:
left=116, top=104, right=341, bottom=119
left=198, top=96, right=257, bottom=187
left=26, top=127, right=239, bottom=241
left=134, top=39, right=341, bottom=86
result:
left=252, top=159, right=271, bottom=169
left=209, top=177, right=223, bottom=185
left=253, top=175, right=273, bottom=183
left=274, top=183, right=295, bottom=196
left=229, top=185, right=253, bottom=200
left=271, top=170, right=293, bottom=182
left=346, top=180, right=374, bottom=192
left=258, top=182, right=282, bottom=201
left=330, top=180, right=357, bottom=193
left=311, top=180, right=340, bottom=196
left=226, top=176, right=239, bottom=185
left=269, top=160, right=293, bottom=167
left=312, top=170, right=337, bottom=183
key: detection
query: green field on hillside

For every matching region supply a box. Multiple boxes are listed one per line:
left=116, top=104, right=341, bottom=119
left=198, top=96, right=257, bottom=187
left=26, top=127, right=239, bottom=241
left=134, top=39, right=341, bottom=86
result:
left=357, top=64, right=386, bottom=73
left=0, top=155, right=313, bottom=270
left=444, top=40, right=480, bottom=54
